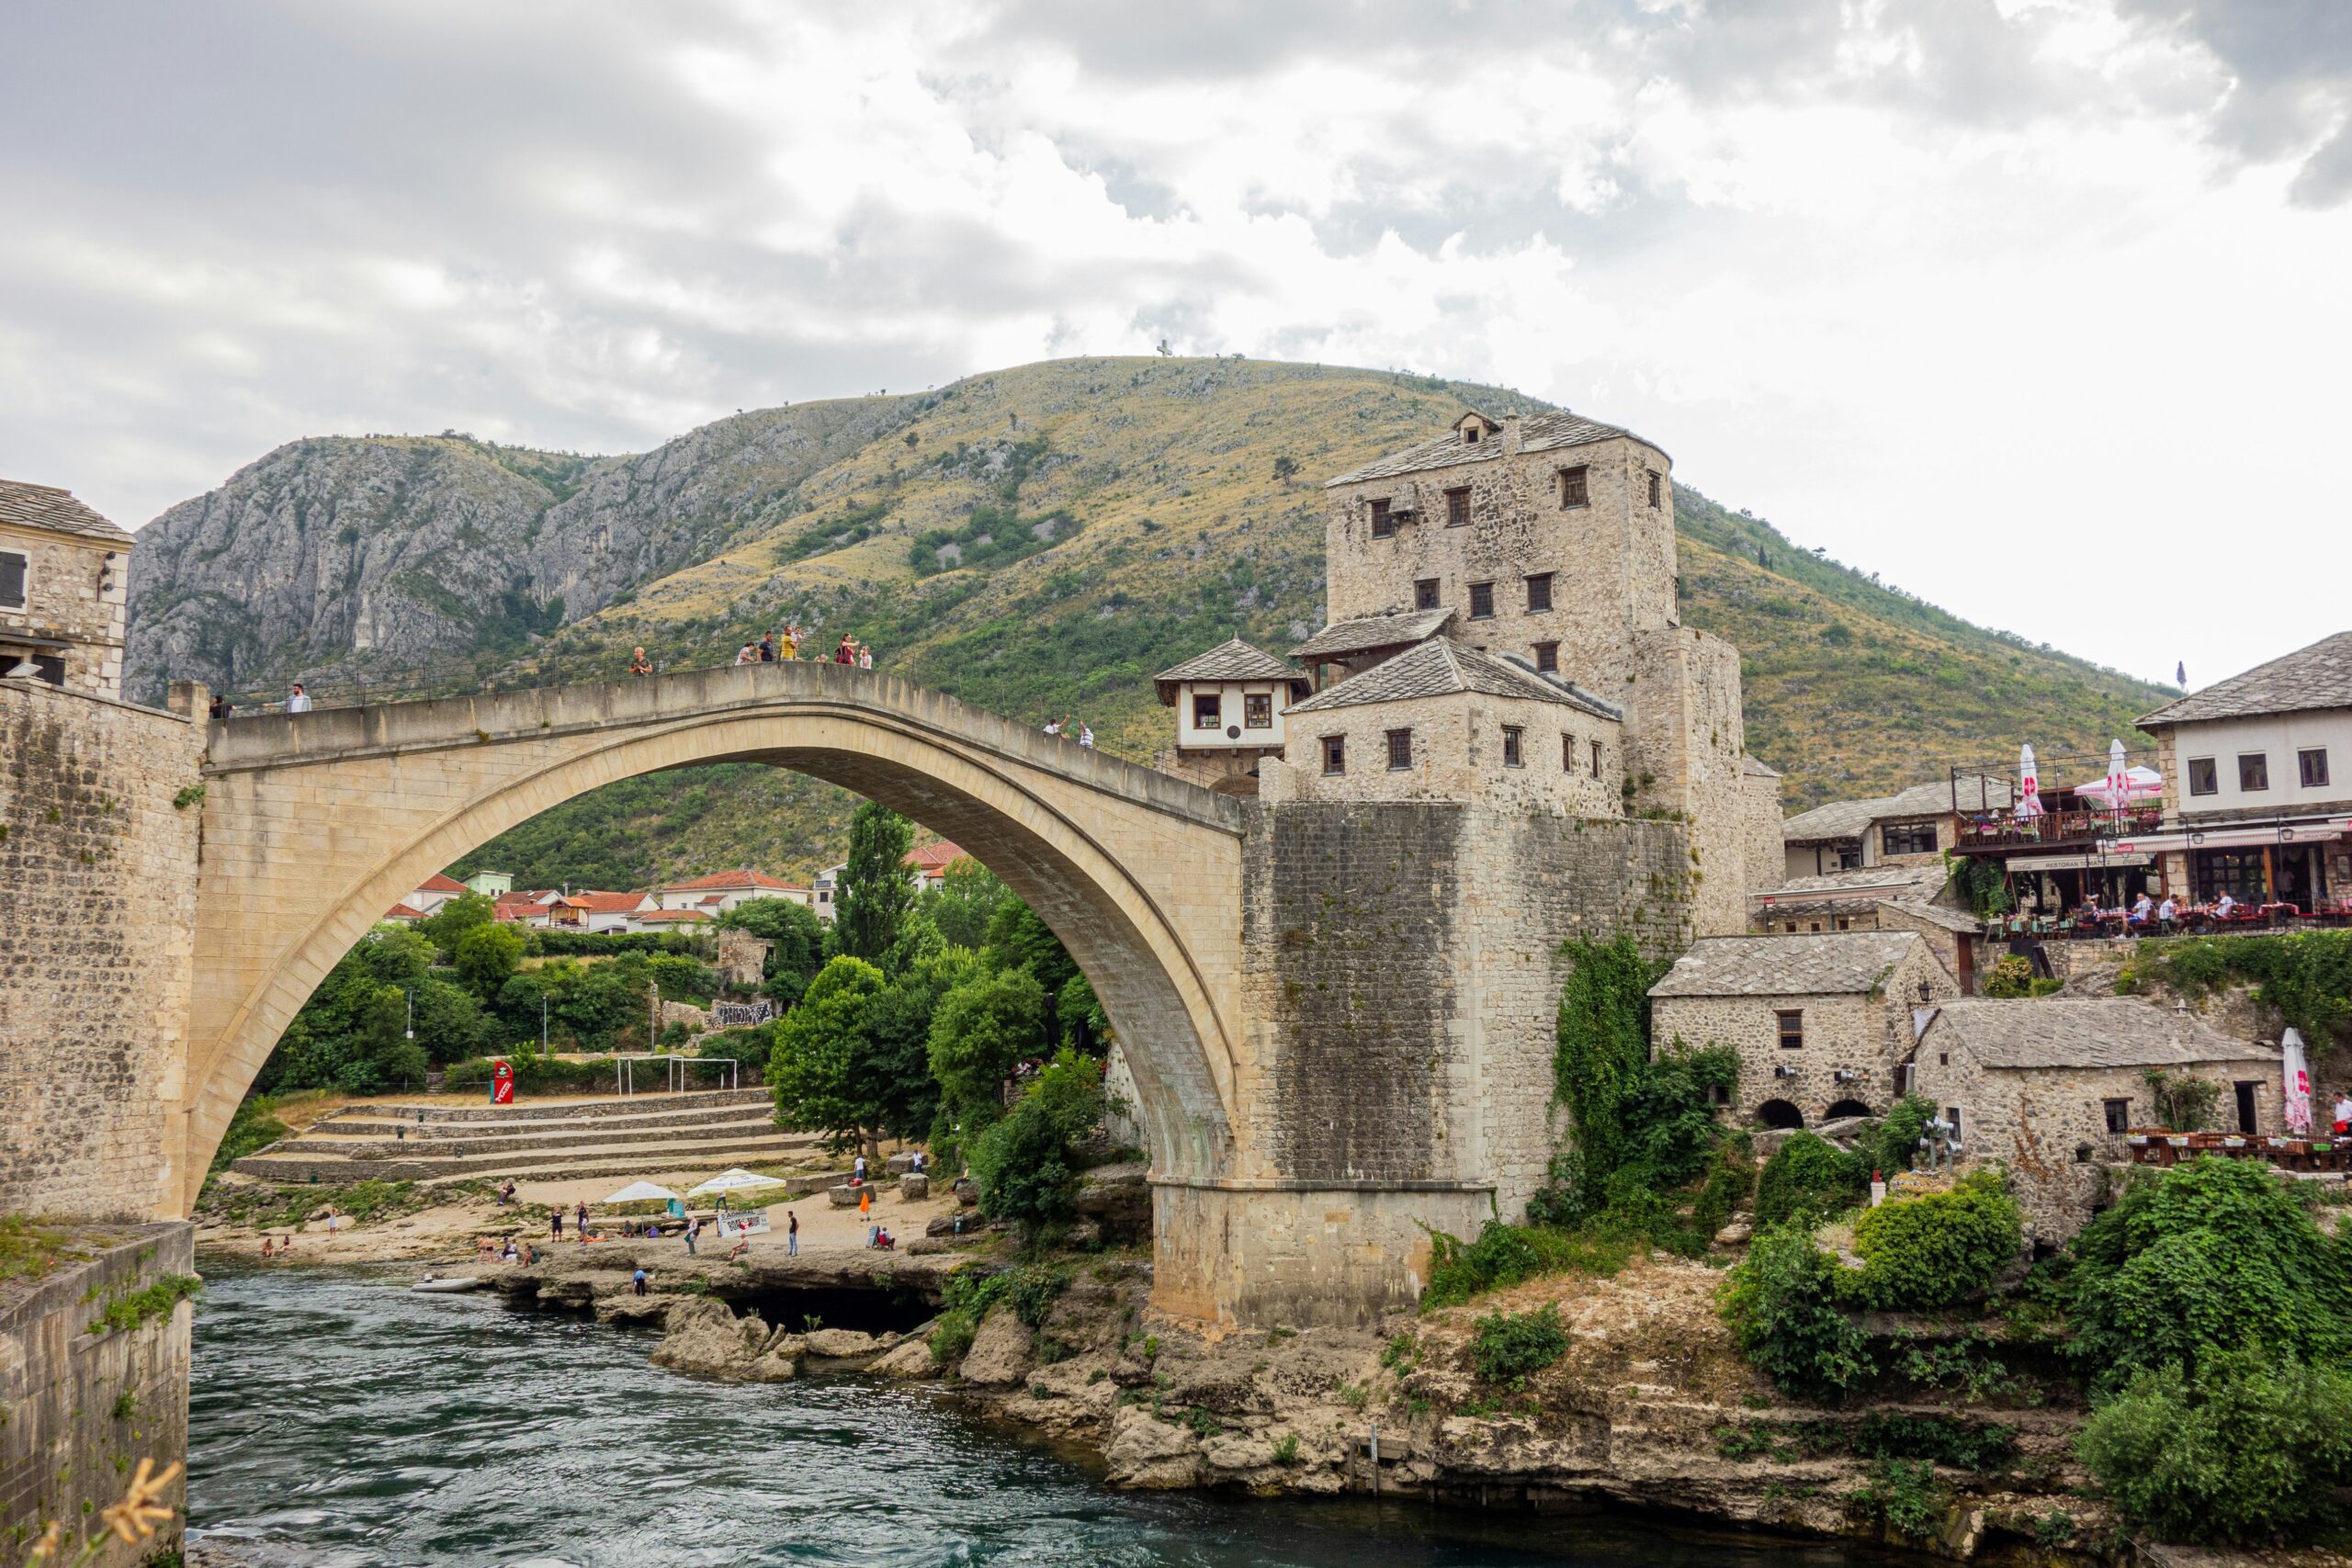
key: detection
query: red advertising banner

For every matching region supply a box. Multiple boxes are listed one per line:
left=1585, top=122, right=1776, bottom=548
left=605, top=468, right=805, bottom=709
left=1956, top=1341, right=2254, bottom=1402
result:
left=491, top=1059, right=514, bottom=1105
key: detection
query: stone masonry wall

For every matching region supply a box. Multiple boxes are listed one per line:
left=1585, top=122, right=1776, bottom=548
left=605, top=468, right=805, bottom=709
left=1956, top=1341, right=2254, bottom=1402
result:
left=1268, top=691, right=1619, bottom=817
left=1625, top=626, right=1753, bottom=935
left=0, top=525, right=129, bottom=698
left=0, top=682, right=205, bottom=1219
left=0, top=1224, right=193, bottom=1565
left=1654, top=942, right=1955, bottom=1126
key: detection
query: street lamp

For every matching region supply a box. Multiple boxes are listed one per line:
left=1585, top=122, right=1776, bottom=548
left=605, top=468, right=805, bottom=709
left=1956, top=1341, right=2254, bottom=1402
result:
left=404, top=987, right=414, bottom=1041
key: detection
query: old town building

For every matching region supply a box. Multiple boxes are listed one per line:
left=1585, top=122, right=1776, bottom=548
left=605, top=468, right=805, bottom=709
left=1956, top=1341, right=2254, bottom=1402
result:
left=0, top=479, right=133, bottom=699
left=1153, top=637, right=1314, bottom=794
left=1906, top=998, right=2282, bottom=1240
left=1781, top=774, right=2012, bottom=880
left=1649, top=931, right=1958, bottom=1128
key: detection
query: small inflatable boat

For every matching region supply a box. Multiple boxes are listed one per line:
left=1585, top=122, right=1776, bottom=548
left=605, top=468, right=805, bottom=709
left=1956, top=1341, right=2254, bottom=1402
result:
left=411, top=1273, right=482, bottom=1294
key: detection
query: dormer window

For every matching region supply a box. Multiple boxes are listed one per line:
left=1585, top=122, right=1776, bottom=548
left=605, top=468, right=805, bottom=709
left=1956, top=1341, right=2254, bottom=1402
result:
left=1463, top=424, right=1480, bottom=445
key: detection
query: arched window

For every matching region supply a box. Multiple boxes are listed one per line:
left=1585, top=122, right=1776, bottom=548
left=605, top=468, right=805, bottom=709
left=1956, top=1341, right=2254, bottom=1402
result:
left=1756, top=1100, right=1804, bottom=1130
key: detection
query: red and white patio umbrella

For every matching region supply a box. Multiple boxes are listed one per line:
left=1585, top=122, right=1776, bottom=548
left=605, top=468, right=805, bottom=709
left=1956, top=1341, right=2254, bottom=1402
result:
left=2282, top=1028, right=2314, bottom=1136
left=2017, top=744, right=2043, bottom=820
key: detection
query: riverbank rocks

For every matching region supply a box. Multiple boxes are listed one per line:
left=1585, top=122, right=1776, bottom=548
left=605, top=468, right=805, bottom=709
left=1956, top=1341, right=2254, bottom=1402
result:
left=870, top=1327, right=942, bottom=1380
left=956, top=1306, right=1034, bottom=1386
left=827, top=1183, right=876, bottom=1209
left=802, top=1326, right=897, bottom=1363
left=650, top=1297, right=773, bottom=1377
left=594, top=1291, right=682, bottom=1325
left=1103, top=1407, right=1203, bottom=1489
left=1071, top=1163, right=1149, bottom=1246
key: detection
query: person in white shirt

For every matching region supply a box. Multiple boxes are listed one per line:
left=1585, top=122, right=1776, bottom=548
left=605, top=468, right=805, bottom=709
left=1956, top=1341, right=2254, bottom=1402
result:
left=2132, top=893, right=2154, bottom=923
left=2335, top=1094, right=2352, bottom=1135
left=2215, top=892, right=2237, bottom=919
left=2157, top=895, right=2178, bottom=931
left=1078, top=723, right=1094, bottom=749
left=1042, top=717, right=1063, bottom=737
left=285, top=683, right=311, bottom=713
left=735, top=644, right=758, bottom=665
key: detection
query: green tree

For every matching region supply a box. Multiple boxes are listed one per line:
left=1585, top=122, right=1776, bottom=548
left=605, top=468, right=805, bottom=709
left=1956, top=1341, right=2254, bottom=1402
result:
left=968, top=1049, right=1104, bottom=1235
left=408, top=976, right=492, bottom=1065
left=863, top=942, right=976, bottom=1145
left=717, top=897, right=830, bottom=1005
left=1840, top=1168, right=2022, bottom=1310
left=835, top=802, right=916, bottom=967
left=922, top=858, right=1008, bottom=951
left=927, top=964, right=1049, bottom=1145
left=981, top=897, right=1077, bottom=995
left=1534, top=935, right=1670, bottom=1224
left=769, top=956, right=891, bottom=1156
left=452, top=920, right=525, bottom=1000
left=418, top=888, right=494, bottom=951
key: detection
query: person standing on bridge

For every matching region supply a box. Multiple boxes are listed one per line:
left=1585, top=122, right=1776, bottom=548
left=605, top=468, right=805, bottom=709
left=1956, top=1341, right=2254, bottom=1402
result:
left=286, top=683, right=311, bottom=713
left=779, top=623, right=799, bottom=660
left=834, top=633, right=856, bottom=665
left=735, top=642, right=758, bottom=666
left=856, top=642, right=873, bottom=670
left=629, top=648, right=652, bottom=676
left=758, top=630, right=777, bottom=663
left=1078, top=722, right=1094, bottom=749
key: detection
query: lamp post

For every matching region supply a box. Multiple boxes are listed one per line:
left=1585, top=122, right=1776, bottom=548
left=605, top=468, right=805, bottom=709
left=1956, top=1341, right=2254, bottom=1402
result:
left=540, top=994, right=548, bottom=1055
left=404, top=988, right=414, bottom=1042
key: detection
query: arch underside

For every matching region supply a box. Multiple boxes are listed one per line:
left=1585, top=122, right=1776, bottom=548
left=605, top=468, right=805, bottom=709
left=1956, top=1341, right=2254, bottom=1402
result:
left=186, top=706, right=1244, bottom=1208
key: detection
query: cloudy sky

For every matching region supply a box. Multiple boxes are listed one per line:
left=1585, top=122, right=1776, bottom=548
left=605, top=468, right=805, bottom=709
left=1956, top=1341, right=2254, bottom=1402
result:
left=4, top=1, right=2346, bottom=690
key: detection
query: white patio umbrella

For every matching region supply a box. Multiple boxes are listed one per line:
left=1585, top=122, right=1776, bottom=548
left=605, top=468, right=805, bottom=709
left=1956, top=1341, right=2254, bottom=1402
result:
left=2016, top=744, right=2043, bottom=819
left=2281, top=1029, right=2314, bottom=1136
left=603, top=1180, right=684, bottom=1204
left=687, top=1168, right=787, bottom=1197
left=2073, top=763, right=2163, bottom=809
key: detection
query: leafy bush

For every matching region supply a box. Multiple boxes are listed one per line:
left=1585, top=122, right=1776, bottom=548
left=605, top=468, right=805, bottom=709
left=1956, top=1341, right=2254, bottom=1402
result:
left=1984, top=955, right=2035, bottom=998
left=212, top=1095, right=291, bottom=1170
left=1720, top=1224, right=1871, bottom=1401
left=2054, top=1156, right=2352, bottom=1388
left=443, top=1054, right=620, bottom=1095
left=1846, top=1456, right=1947, bottom=1538
left=1471, top=1303, right=1569, bottom=1386
left=2143, top=1069, right=2221, bottom=1132
left=2077, top=1351, right=2352, bottom=1544
left=1420, top=1220, right=1637, bottom=1310
left=1755, top=1132, right=1866, bottom=1227
left=928, top=1261, right=1070, bottom=1366
left=1851, top=1096, right=1934, bottom=1180
left=1840, top=1168, right=2021, bottom=1311
left=2142, top=931, right=2352, bottom=1053
left=967, top=1050, right=1104, bottom=1235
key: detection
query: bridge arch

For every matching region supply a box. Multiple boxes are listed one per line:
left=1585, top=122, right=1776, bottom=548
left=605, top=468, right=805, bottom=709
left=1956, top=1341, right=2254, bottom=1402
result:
left=184, top=663, right=1249, bottom=1214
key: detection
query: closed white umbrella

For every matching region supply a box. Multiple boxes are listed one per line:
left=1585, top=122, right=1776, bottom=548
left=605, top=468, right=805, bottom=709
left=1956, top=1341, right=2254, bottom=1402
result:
left=603, top=1180, right=684, bottom=1204
left=2017, top=744, right=2043, bottom=820
left=2282, top=1029, right=2313, bottom=1136
left=687, top=1168, right=787, bottom=1197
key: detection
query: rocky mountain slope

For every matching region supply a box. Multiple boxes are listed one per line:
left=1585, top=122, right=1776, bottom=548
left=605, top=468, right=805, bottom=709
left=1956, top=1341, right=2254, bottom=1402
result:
left=123, top=356, right=2173, bottom=886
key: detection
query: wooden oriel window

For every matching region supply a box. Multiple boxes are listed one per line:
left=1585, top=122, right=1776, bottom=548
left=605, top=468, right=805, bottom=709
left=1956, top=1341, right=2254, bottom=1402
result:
left=1444, top=487, right=1471, bottom=526
left=2238, top=752, right=2268, bottom=792
left=1192, top=693, right=1221, bottom=728
left=1525, top=572, right=1554, bottom=612
left=1369, top=498, right=1395, bottom=538
left=1501, top=726, right=1524, bottom=768
left=1558, top=467, right=1589, bottom=508
left=1244, top=693, right=1272, bottom=728
left=1385, top=728, right=1413, bottom=771
left=1533, top=641, right=1558, bottom=672
left=1321, top=734, right=1346, bottom=775
left=1467, top=581, right=1495, bottom=620
left=1414, top=578, right=1441, bottom=611
left=2188, top=756, right=2218, bottom=795
left=2300, top=748, right=2330, bottom=788
left=1776, top=1010, right=1804, bottom=1050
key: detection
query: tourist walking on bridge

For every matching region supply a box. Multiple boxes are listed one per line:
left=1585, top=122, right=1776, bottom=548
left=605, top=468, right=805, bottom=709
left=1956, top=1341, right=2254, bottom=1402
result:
left=834, top=633, right=857, bottom=665
left=779, top=623, right=800, bottom=659
left=629, top=648, right=652, bottom=676
left=758, top=630, right=777, bottom=662
left=286, top=683, right=311, bottom=713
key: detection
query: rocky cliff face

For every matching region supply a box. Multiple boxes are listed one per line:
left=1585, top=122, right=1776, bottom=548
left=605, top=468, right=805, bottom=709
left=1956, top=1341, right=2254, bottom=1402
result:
left=123, top=397, right=916, bottom=705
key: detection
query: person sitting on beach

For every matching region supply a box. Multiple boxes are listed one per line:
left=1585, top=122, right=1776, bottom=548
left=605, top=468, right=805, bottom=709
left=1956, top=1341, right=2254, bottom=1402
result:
left=259, top=1236, right=275, bottom=1259
left=725, top=1238, right=752, bottom=1263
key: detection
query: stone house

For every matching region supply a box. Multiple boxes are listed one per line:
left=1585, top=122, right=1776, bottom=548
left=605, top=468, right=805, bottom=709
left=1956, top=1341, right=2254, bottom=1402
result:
left=1750, top=865, right=1989, bottom=994
left=1153, top=637, right=1313, bottom=795
left=1781, top=774, right=2012, bottom=879
left=0, top=479, right=132, bottom=699
left=2132, top=629, right=2352, bottom=908
left=1907, top=997, right=2284, bottom=1240
left=1649, top=931, right=1959, bottom=1128
left=1264, top=637, right=1623, bottom=815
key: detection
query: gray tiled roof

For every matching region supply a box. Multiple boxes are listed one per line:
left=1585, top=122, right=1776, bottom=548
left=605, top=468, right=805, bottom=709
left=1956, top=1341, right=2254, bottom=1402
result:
left=1648, top=931, right=1924, bottom=998
left=1742, top=756, right=1783, bottom=779
left=1326, top=410, right=1654, bottom=486
left=1758, top=866, right=1951, bottom=903
left=1154, top=637, right=1304, bottom=686
left=0, top=479, right=131, bottom=546
left=1872, top=901, right=1984, bottom=935
left=1287, top=637, right=1620, bottom=719
left=1292, top=607, right=1455, bottom=660
left=1924, top=998, right=2278, bottom=1070
left=1781, top=775, right=2012, bottom=843
left=2138, top=631, right=2352, bottom=727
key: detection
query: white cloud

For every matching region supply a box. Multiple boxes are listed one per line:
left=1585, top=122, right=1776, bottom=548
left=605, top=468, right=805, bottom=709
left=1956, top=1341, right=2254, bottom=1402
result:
left=0, top=0, right=2346, bottom=690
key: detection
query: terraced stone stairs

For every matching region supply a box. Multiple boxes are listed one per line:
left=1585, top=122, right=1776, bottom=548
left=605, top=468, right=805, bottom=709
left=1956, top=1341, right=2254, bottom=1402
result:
left=231, top=1089, right=822, bottom=1187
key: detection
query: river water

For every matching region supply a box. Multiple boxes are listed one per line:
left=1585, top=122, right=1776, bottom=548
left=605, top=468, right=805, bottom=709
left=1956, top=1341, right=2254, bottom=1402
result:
left=189, top=1261, right=1898, bottom=1568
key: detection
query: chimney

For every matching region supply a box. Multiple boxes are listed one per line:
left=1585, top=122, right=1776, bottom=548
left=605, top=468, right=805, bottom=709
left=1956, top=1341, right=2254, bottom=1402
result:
left=1501, top=413, right=1521, bottom=455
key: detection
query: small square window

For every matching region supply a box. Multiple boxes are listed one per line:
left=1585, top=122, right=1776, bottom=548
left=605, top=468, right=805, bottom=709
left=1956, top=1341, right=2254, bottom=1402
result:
left=1321, top=734, right=1345, bottom=775
left=0, top=550, right=26, bottom=611
left=1414, top=578, right=1441, bottom=612
left=1444, top=487, right=1471, bottom=527
left=1525, top=572, right=1554, bottom=612
left=1244, top=693, right=1272, bottom=728
left=1193, top=694, right=1221, bottom=729
left=1468, top=581, right=1495, bottom=619
left=1645, top=469, right=1662, bottom=508
left=2239, top=752, right=2268, bottom=792
left=2188, top=757, right=2218, bottom=795
left=2104, top=1099, right=2131, bottom=1134
left=1776, top=1010, right=1804, bottom=1050
left=1385, top=728, right=1412, bottom=771
left=1501, top=726, right=1524, bottom=768
left=1533, top=641, right=1558, bottom=673
left=1368, top=499, right=1394, bottom=538
left=2300, top=748, right=2329, bottom=788
left=1558, top=467, right=1589, bottom=508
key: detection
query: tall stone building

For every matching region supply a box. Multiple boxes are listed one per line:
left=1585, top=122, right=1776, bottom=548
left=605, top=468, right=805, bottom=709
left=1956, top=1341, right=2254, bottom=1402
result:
left=1, top=479, right=133, bottom=698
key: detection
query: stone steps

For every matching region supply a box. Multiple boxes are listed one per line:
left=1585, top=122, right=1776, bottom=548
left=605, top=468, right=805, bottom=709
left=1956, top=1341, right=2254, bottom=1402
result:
left=275, top=1108, right=785, bottom=1160
left=232, top=1128, right=820, bottom=1188
left=356, top=1087, right=771, bottom=1124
